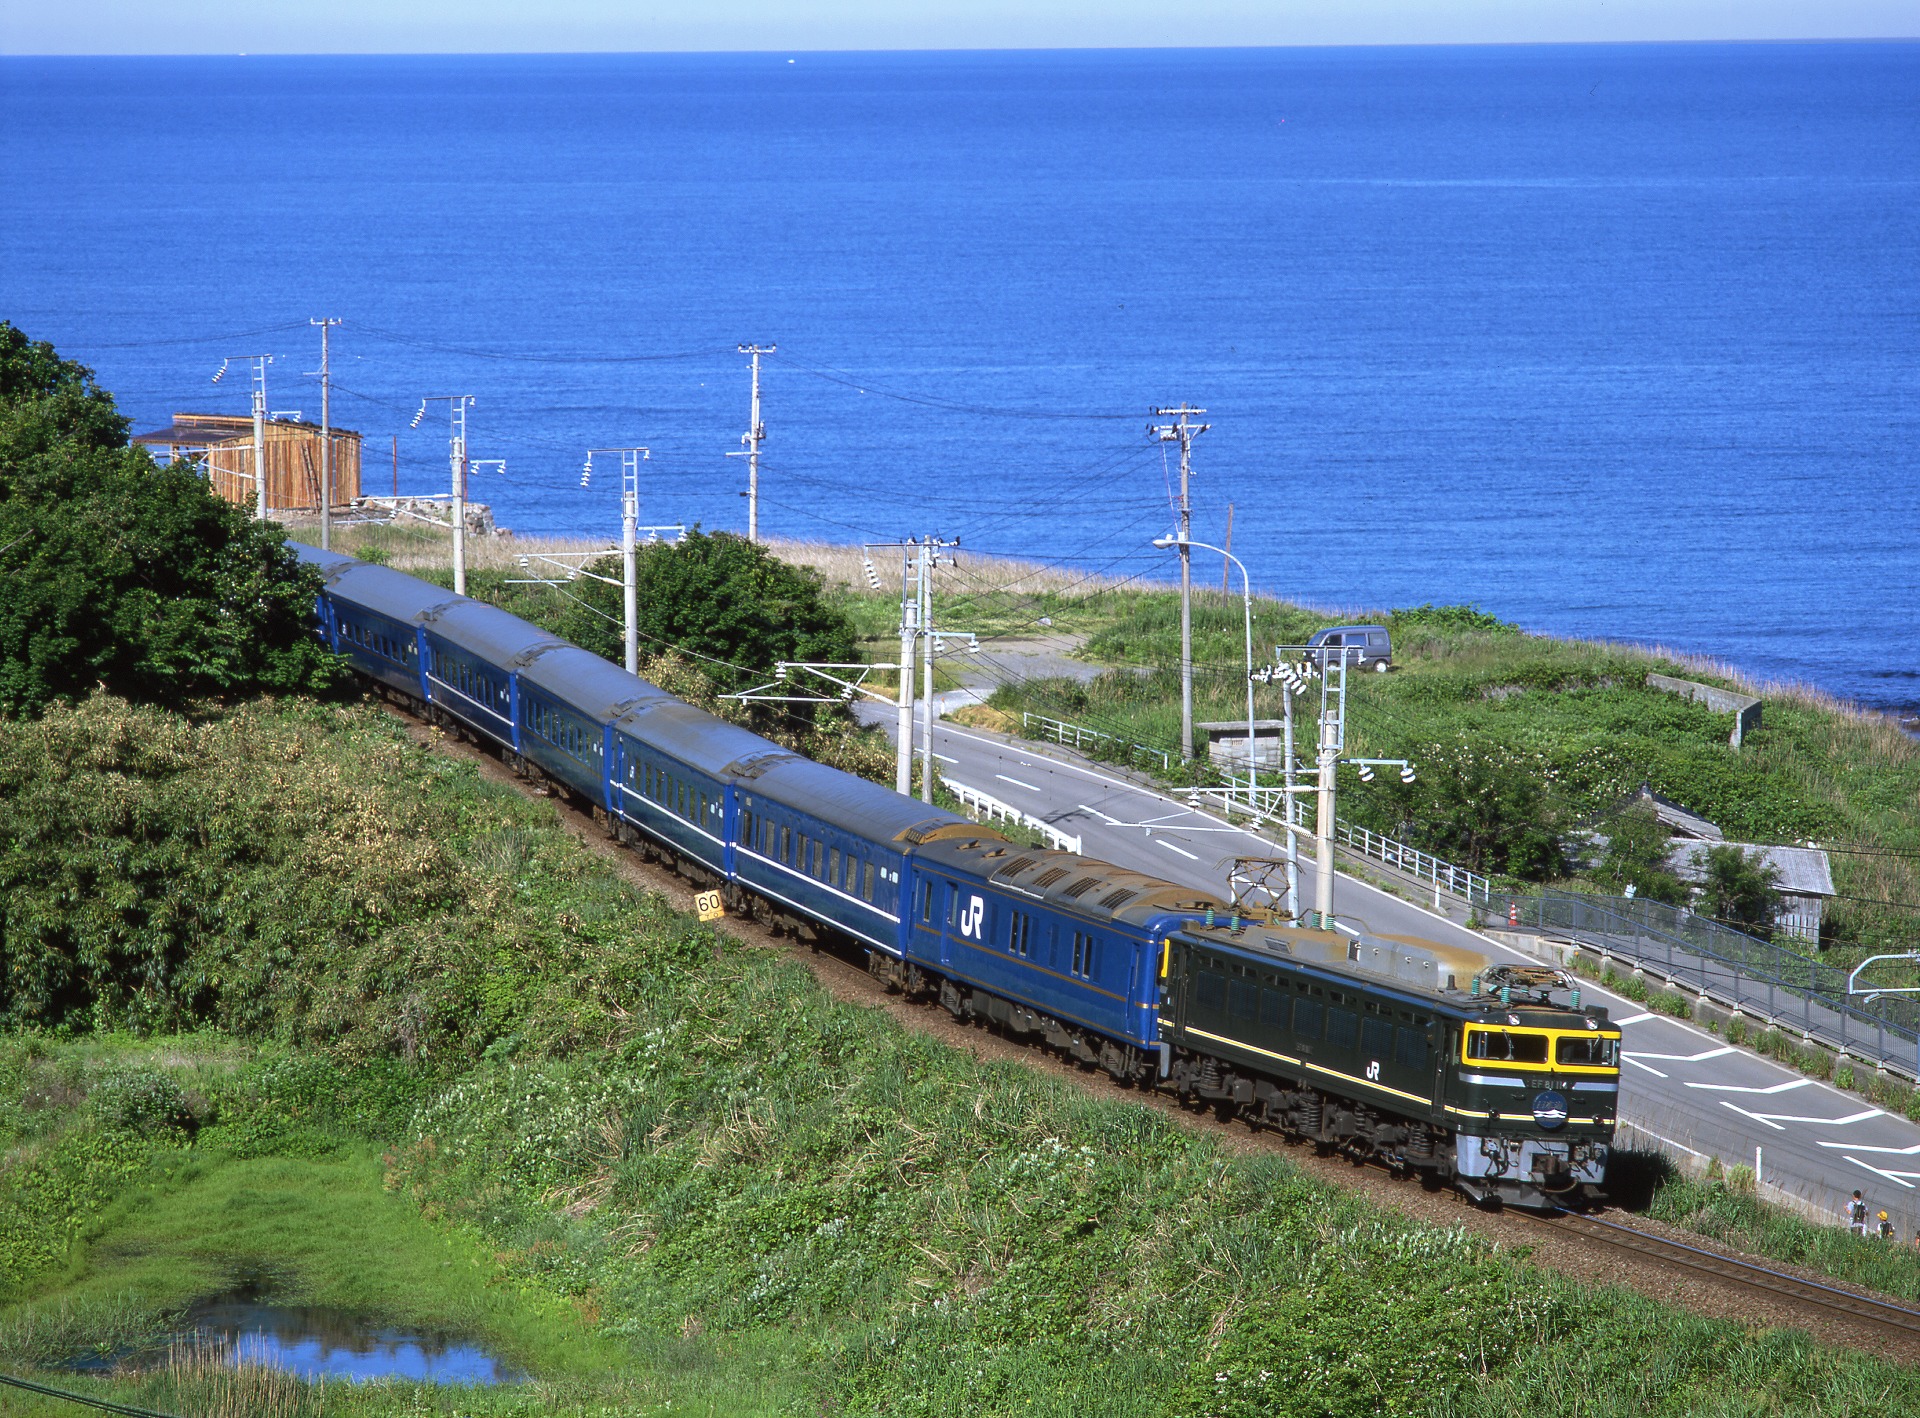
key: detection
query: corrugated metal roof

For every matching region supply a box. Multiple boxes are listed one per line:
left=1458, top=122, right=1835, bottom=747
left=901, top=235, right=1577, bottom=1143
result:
left=1668, top=841, right=1836, bottom=897
left=913, top=836, right=1222, bottom=930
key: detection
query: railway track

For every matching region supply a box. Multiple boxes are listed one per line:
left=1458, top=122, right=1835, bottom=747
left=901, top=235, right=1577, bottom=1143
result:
left=1535, top=1209, right=1920, bottom=1341
left=387, top=701, right=1920, bottom=1354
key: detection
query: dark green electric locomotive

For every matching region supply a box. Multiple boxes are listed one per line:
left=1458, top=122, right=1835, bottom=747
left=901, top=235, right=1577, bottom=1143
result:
left=1157, top=918, right=1619, bottom=1207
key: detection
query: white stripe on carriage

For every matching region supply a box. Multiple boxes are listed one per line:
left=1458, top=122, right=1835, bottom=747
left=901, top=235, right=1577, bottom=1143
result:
left=747, top=875, right=897, bottom=953
left=424, top=675, right=514, bottom=733
left=614, top=783, right=727, bottom=851
left=736, top=844, right=901, bottom=923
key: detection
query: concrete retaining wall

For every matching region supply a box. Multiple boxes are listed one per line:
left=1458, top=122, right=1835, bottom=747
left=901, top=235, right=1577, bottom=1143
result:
left=1647, top=673, right=1763, bottom=747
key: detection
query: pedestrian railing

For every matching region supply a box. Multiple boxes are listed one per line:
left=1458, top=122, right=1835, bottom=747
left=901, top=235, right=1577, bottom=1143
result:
left=1335, top=821, right=1494, bottom=908
left=1021, top=711, right=1172, bottom=772
left=1015, top=708, right=1919, bottom=1079
left=945, top=778, right=1084, bottom=855
left=1502, top=889, right=1920, bottom=1083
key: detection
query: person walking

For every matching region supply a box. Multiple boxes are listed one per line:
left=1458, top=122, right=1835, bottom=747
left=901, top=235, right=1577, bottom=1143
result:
left=1879, top=1211, right=1897, bottom=1242
left=1848, top=1190, right=1869, bottom=1236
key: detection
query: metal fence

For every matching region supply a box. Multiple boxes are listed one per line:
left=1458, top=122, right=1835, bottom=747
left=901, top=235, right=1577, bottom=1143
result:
left=945, top=778, right=1084, bottom=855
left=1503, top=888, right=1920, bottom=1082
left=1015, top=710, right=1919, bottom=1080
left=1335, top=821, right=1494, bottom=908
left=1021, top=711, right=1172, bottom=772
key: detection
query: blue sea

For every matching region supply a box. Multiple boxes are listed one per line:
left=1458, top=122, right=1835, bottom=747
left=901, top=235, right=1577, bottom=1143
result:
left=3, top=44, right=1916, bottom=715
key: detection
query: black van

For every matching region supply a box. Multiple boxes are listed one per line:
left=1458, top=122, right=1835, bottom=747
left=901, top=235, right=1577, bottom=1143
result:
left=1306, top=624, right=1393, bottom=672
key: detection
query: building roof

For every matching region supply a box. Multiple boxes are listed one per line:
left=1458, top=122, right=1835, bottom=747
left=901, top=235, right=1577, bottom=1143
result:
left=1667, top=841, right=1836, bottom=898
left=1629, top=783, right=1724, bottom=841
left=131, top=413, right=359, bottom=447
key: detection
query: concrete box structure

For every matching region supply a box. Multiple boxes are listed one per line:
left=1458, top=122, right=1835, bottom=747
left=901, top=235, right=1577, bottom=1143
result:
left=1198, top=720, right=1288, bottom=772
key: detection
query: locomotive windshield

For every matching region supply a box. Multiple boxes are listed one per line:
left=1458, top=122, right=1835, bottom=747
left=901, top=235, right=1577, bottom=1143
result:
left=1466, top=1029, right=1549, bottom=1064
left=1463, top=1024, right=1621, bottom=1072
left=1556, top=1035, right=1620, bottom=1068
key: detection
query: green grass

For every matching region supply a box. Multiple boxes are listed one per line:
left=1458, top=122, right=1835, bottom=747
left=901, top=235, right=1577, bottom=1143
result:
left=964, top=590, right=1919, bottom=960
left=9, top=695, right=1920, bottom=1415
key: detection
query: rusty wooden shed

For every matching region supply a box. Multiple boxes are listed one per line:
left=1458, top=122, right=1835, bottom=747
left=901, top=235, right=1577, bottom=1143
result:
left=132, top=413, right=362, bottom=513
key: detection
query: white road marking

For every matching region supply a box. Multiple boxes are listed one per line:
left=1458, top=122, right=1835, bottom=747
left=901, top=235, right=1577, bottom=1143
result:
left=1818, top=1139, right=1920, bottom=1155
left=1624, top=1046, right=1735, bottom=1065
left=995, top=774, right=1040, bottom=792
left=1685, top=1077, right=1815, bottom=1096
left=1156, top=840, right=1200, bottom=861
left=1842, top=1156, right=1920, bottom=1189
left=1623, top=1057, right=1671, bottom=1079
left=933, top=752, right=958, bottom=765
left=1719, top=1103, right=1884, bottom=1132
left=1614, top=1011, right=1656, bottom=1026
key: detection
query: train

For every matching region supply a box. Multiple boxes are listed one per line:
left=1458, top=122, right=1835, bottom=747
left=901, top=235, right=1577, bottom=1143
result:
left=294, top=543, right=1620, bottom=1207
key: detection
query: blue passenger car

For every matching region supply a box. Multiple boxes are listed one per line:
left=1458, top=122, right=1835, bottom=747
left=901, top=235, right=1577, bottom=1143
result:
left=905, top=837, right=1220, bottom=1055
left=417, top=599, right=562, bottom=748
left=611, top=699, right=776, bottom=876
left=295, top=545, right=444, bottom=699
left=739, top=759, right=965, bottom=955
left=516, top=645, right=668, bottom=804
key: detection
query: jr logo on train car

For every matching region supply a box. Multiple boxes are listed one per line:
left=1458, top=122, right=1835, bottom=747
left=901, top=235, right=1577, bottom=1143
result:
left=959, top=895, right=985, bottom=940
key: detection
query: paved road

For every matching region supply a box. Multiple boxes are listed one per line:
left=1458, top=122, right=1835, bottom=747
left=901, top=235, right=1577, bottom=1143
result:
left=867, top=705, right=1920, bottom=1238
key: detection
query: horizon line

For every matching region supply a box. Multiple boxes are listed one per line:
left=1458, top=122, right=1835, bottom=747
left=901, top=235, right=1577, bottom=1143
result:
left=7, top=35, right=1920, bottom=59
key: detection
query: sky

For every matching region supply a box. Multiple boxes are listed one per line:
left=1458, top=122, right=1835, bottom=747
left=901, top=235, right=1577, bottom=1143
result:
left=3, top=1, right=1916, bottom=54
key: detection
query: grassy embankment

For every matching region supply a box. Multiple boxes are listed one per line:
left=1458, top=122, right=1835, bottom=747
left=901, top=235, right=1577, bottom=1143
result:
left=8, top=694, right=1920, bottom=1416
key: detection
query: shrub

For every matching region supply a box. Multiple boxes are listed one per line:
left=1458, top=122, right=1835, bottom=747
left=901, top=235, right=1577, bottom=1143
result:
left=87, top=1066, right=193, bottom=1137
left=1595, top=803, right=1688, bottom=903
left=1700, top=844, right=1781, bottom=933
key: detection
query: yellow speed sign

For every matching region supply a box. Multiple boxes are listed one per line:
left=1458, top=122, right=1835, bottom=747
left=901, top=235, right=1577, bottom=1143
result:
left=695, top=890, right=725, bottom=922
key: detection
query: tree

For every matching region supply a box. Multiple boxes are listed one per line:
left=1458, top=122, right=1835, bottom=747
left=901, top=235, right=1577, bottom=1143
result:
left=1596, top=803, right=1688, bottom=903
left=553, top=530, right=858, bottom=727
left=0, top=323, right=336, bottom=717
left=1388, top=738, right=1565, bottom=880
left=1700, top=845, right=1780, bottom=934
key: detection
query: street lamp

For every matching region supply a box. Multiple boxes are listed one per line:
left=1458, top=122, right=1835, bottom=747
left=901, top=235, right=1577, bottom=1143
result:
left=1153, top=534, right=1257, bottom=802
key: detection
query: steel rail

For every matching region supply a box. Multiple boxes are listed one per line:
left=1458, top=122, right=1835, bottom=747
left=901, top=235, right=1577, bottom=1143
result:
left=1536, top=1209, right=1920, bottom=1339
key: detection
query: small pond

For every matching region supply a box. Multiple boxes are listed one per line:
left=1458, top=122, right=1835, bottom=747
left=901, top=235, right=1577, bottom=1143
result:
left=69, top=1285, right=523, bottom=1385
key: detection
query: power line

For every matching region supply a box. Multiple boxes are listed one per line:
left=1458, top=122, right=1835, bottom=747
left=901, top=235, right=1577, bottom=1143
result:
left=59, top=321, right=308, bottom=350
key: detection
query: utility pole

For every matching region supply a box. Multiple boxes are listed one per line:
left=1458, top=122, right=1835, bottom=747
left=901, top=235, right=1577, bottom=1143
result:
left=309, top=318, right=340, bottom=549
left=729, top=344, right=774, bottom=542
left=213, top=354, right=274, bottom=521
left=896, top=545, right=916, bottom=796
left=1221, top=502, right=1234, bottom=595
left=1280, top=676, right=1299, bottom=920
left=919, top=542, right=935, bottom=801
left=414, top=396, right=475, bottom=594
left=585, top=447, right=652, bottom=675
left=1151, top=406, right=1209, bottom=762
